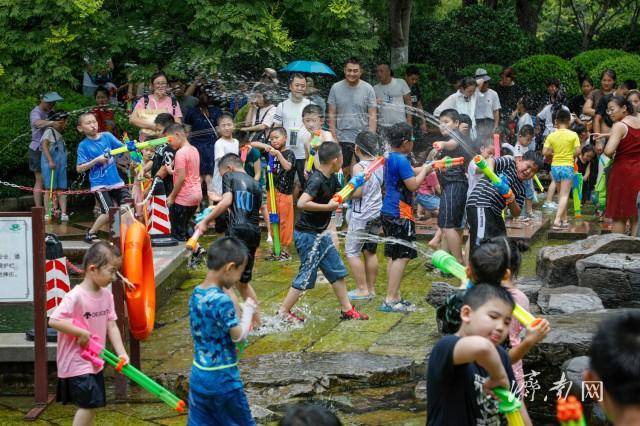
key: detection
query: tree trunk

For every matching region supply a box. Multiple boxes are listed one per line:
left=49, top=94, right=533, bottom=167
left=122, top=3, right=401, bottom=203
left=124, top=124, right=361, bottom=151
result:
left=516, top=0, right=545, bottom=35
left=389, top=0, right=412, bottom=69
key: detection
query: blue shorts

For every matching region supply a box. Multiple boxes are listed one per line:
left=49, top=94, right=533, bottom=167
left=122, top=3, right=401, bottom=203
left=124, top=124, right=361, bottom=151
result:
left=188, top=387, right=255, bottom=426
left=523, top=178, right=534, bottom=200
left=292, top=231, right=348, bottom=290
left=416, top=193, right=440, bottom=211
left=551, top=165, right=574, bottom=182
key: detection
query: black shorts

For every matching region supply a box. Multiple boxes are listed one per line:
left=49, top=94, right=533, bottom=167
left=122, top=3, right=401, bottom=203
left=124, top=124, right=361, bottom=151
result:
left=438, top=181, right=468, bottom=229
left=362, top=217, right=382, bottom=254
left=294, top=159, right=306, bottom=187
left=340, top=143, right=358, bottom=168
left=94, top=187, right=132, bottom=214
left=228, top=226, right=261, bottom=283
left=29, top=148, right=42, bottom=173
left=56, top=371, right=106, bottom=409
left=466, top=205, right=506, bottom=253
left=381, top=215, right=417, bottom=260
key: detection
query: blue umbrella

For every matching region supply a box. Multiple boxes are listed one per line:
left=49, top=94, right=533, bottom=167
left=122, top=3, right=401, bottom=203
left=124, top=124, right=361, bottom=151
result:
left=280, top=60, right=336, bottom=77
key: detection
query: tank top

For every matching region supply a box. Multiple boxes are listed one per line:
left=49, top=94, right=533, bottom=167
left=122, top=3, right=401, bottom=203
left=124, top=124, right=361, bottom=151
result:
left=351, top=159, right=384, bottom=222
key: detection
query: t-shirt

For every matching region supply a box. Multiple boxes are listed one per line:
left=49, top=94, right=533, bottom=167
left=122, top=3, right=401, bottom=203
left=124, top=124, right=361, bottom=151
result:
left=274, top=96, right=312, bottom=160
left=374, top=78, right=411, bottom=127
left=467, top=156, right=526, bottom=215
left=327, top=79, right=377, bottom=144
left=213, top=138, right=239, bottom=194
left=41, top=128, right=66, bottom=156
left=543, top=128, right=580, bottom=167
left=246, top=105, right=276, bottom=142
left=92, top=107, right=118, bottom=136
left=76, top=132, right=125, bottom=191
left=151, top=145, right=176, bottom=195
left=50, top=285, right=117, bottom=378
left=409, top=83, right=422, bottom=108
left=475, top=88, right=501, bottom=120
left=173, top=144, right=202, bottom=207
left=466, top=162, right=482, bottom=197
left=538, top=104, right=570, bottom=138
left=189, top=286, right=242, bottom=396
left=351, top=159, right=384, bottom=222
left=184, top=106, right=221, bottom=148
left=506, top=287, right=530, bottom=391
left=132, top=95, right=183, bottom=141
left=267, top=149, right=296, bottom=195
left=30, top=106, right=49, bottom=151
left=434, top=91, right=478, bottom=134
left=516, top=112, right=533, bottom=135
left=177, top=95, right=198, bottom=116
left=381, top=152, right=415, bottom=220
left=295, top=170, right=340, bottom=234
left=418, top=171, right=439, bottom=196
left=242, top=147, right=262, bottom=178
left=426, top=334, right=516, bottom=426
left=435, top=133, right=469, bottom=185
left=222, top=171, right=262, bottom=231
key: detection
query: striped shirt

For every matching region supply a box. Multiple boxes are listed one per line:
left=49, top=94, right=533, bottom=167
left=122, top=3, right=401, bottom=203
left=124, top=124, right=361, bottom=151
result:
left=466, top=156, right=525, bottom=215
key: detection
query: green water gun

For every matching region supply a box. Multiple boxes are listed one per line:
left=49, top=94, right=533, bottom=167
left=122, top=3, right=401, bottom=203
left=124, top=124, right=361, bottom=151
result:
left=474, top=155, right=513, bottom=200
left=267, top=154, right=281, bottom=257
left=494, top=387, right=525, bottom=426
left=107, top=135, right=172, bottom=157
left=572, top=163, right=583, bottom=219
left=306, top=130, right=322, bottom=172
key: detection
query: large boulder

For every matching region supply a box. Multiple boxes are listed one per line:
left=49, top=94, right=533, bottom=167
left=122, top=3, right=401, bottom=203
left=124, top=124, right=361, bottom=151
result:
left=515, top=277, right=544, bottom=311
left=537, top=286, right=604, bottom=314
left=576, top=253, right=640, bottom=308
left=425, top=281, right=459, bottom=308
left=537, top=235, right=640, bottom=287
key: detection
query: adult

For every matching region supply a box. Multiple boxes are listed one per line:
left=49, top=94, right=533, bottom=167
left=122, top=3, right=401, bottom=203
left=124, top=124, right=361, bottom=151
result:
left=595, top=80, right=637, bottom=138
left=495, top=67, right=524, bottom=121
left=569, top=77, right=594, bottom=121
left=253, top=68, right=279, bottom=89
left=240, top=85, right=276, bottom=143
left=434, top=77, right=478, bottom=138
left=82, top=59, right=113, bottom=98
left=327, top=57, right=377, bottom=175
left=129, top=71, right=183, bottom=141
left=404, top=66, right=428, bottom=135
left=628, top=90, right=640, bottom=117
left=305, top=77, right=326, bottom=114
left=374, top=63, right=412, bottom=133
left=603, top=96, right=640, bottom=236
left=273, top=73, right=311, bottom=188
left=170, top=79, right=199, bottom=114
left=30, top=92, right=63, bottom=208
left=583, top=69, right=617, bottom=119
left=473, top=68, right=501, bottom=142
left=184, top=92, right=222, bottom=203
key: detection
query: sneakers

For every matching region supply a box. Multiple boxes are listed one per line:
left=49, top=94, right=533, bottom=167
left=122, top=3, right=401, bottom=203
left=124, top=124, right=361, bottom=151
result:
left=340, top=306, right=369, bottom=320
left=277, top=310, right=305, bottom=323
left=60, top=213, right=69, bottom=222
left=278, top=251, right=292, bottom=262
left=379, top=299, right=416, bottom=313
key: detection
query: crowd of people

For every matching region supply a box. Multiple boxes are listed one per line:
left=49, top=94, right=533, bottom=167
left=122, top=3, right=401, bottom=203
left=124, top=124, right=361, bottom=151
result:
left=29, top=56, right=640, bottom=426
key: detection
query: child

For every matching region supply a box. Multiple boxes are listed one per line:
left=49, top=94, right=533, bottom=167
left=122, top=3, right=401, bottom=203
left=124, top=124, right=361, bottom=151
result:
left=165, top=123, right=202, bottom=241
left=466, top=151, right=543, bottom=252
left=76, top=113, right=132, bottom=244
left=151, top=113, right=177, bottom=196
left=212, top=113, right=240, bottom=202
left=514, top=125, right=536, bottom=218
left=416, top=170, right=440, bottom=221
left=427, top=284, right=523, bottom=425
left=237, top=131, right=262, bottom=182
left=302, top=104, right=336, bottom=178
left=380, top=122, right=432, bottom=312
left=278, top=142, right=368, bottom=322
left=511, top=96, right=534, bottom=135
left=252, top=127, right=296, bottom=260
left=345, top=131, right=384, bottom=300
left=585, top=311, right=640, bottom=425
left=432, top=109, right=470, bottom=264
left=131, top=146, right=155, bottom=220
left=542, top=109, right=581, bottom=230
left=188, top=237, right=257, bottom=426
left=49, top=242, right=129, bottom=426
left=458, top=113, right=473, bottom=139
left=196, top=153, right=262, bottom=326
left=40, top=111, right=69, bottom=222
left=575, top=144, right=595, bottom=204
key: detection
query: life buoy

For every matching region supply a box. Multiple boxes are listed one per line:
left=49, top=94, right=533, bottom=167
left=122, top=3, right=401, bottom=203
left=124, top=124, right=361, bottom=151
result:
left=122, top=221, right=156, bottom=340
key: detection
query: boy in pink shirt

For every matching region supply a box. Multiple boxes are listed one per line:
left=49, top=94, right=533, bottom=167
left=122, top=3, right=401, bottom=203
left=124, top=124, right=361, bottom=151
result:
left=166, top=123, right=202, bottom=241
left=49, top=242, right=128, bottom=425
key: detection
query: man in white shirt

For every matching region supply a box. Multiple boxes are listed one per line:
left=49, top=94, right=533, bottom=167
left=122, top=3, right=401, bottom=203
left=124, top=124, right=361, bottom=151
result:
left=434, top=77, right=479, bottom=138
left=274, top=73, right=311, bottom=190
left=374, top=63, right=412, bottom=136
left=474, top=68, right=501, bottom=142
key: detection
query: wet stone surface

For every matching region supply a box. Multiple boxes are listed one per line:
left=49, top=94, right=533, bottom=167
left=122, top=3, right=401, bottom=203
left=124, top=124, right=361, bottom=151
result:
left=577, top=253, right=640, bottom=308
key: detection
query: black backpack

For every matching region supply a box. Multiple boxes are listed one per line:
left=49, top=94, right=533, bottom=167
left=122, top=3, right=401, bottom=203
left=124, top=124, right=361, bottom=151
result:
left=435, top=290, right=465, bottom=334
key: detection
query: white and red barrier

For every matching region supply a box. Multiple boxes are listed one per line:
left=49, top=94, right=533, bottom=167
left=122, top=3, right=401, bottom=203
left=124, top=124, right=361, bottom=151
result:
left=45, top=258, right=71, bottom=316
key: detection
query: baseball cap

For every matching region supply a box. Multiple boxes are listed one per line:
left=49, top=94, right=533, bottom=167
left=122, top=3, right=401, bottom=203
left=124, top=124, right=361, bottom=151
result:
left=42, top=92, right=64, bottom=103
left=474, top=68, right=490, bottom=81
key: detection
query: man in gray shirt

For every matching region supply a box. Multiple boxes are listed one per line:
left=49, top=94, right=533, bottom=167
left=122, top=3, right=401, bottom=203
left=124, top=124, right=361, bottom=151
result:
left=328, top=57, right=377, bottom=176
left=474, top=68, right=501, bottom=142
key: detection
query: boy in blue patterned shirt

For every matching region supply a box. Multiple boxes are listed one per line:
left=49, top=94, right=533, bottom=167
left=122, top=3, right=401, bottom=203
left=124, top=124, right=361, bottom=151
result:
left=188, top=237, right=257, bottom=426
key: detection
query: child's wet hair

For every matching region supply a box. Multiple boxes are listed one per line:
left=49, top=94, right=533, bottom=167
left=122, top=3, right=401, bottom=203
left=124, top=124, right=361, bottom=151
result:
left=154, top=113, right=175, bottom=128
left=581, top=144, right=595, bottom=155
left=82, top=241, right=119, bottom=272
left=387, top=122, right=413, bottom=148
left=470, top=240, right=509, bottom=285
left=523, top=150, right=544, bottom=171
left=439, top=108, right=460, bottom=124
left=77, top=112, right=96, bottom=126
left=318, top=141, right=342, bottom=164
left=95, top=86, right=109, bottom=99
left=218, top=112, right=234, bottom=123
left=554, top=109, right=571, bottom=125
left=279, top=403, right=342, bottom=426
left=164, top=123, right=185, bottom=136
left=302, top=104, right=324, bottom=118
left=355, top=131, right=380, bottom=157
left=218, top=153, right=243, bottom=170
left=570, top=122, right=587, bottom=135
left=269, top=126, right=287, bottom=138
left=589, top=311, right=640, bottom=405
left=462, top=283, right=515, bottom=311
left=206, top=237, right=248, bottom=271
left=458, top=114, right=472, bottom=128
left=518, top=124, right=534, bottom=138
left=484, top=236, right=528, bottom=278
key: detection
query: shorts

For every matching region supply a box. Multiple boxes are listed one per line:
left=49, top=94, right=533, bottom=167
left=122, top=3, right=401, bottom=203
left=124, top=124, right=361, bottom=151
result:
left=291, top=231, right=348, bottom=291
left=340, top=142, right=358, bottom=168
left=188, top=387, right=255, bottom=426
left=228, top=226, right=261, bottom=283
left=438, top=181, right=468, bottom=229
left=94, top=187, right=132, bottom=214
left=294, top=159, right=306, bottom=187
left=523, top=178, right=534, bottom=200
left=416, top=193, right=440, bottom=211
left=381, top=214, right=417, bottom=260
left=466, top=206, right=506, bottom=252
left=56, top=371, right=106, bottom=409
left=551, top=165, right=574, bottom=182
left=28, top=148, right=42, bottom=173
left=345, top=216, right=381, bottom=258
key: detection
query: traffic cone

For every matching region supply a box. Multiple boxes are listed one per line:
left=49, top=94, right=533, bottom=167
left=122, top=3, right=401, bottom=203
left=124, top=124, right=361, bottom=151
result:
left=147, top=178, right=178, bottom=247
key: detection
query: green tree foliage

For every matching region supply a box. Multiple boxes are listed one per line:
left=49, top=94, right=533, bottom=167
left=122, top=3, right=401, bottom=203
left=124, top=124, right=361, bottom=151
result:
left=541, top=29, right=584, bottom=60
left=512, top=54, right=579, bottom=98
left=570, top=49, right=628, bottom=79
left=393, top=63, right=450, bottom=109
left=589, top=54, right=640, bottom=88
left=456, top=64, right=503, bottom=83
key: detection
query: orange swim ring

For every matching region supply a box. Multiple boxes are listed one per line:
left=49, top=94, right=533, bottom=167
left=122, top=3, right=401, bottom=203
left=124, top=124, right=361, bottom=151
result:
left=122, top=221, right=156, bottom=340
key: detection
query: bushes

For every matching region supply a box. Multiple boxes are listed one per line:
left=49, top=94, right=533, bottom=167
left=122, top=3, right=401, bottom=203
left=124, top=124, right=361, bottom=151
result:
left=589, top=55, right=640, bottom=88
left=512, top=54, right=579, bottom=98
left=570, top=49, right=628, bottom=79
left=456, top=64, right=503, bottom=83
left=393, top=63, right=450, bottom=110
left=541, top=30, right=584, bottom=60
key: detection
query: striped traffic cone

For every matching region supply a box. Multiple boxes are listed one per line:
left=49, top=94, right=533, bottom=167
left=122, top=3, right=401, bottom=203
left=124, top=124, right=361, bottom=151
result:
left=147, top=178, right=178, bottom=247
left=45, top=258, right=71, bottom=316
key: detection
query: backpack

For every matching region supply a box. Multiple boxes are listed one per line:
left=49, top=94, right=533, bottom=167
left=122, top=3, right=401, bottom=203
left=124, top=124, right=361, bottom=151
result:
left=435, top=290, right=466, bottom=334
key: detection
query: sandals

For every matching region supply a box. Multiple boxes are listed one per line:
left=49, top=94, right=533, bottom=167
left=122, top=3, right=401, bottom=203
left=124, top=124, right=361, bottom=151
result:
left=551, top=221, right=570, bottom=231
left=84, top=232, right=101, bottom=244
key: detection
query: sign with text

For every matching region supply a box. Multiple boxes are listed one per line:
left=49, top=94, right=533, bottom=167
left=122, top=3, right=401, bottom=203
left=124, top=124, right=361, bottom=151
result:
left=0, top=217, right=33, bottom=302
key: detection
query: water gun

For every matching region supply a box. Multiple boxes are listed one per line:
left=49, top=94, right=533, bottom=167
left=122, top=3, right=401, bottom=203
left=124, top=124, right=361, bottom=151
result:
left=48, top=170, right=55, bottom=223
left=333, top=156, right=385, bottom=203
left=107, top=135, right=172, bottom=157
left=71, top=319, right=185, bottom=412
left=572, top=163, right=583, bottom=219
left=533, top=175, right=544, bottom=192
left=557, top=396, right=586, bottom=426
left=474, top=155, right=513, bottom=200
left=431, top=156, right=465, bottom=171
left=267, top=154, right=281, bottom=257
left=186, top=206, right=214, bottom=251
left=493, top=133, right=501, bottom=158
left=494, top=387, right=525, bottom=426
left=431, top=250, right=543, bottom=329
left=305, top=130, right=322, bottom=172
